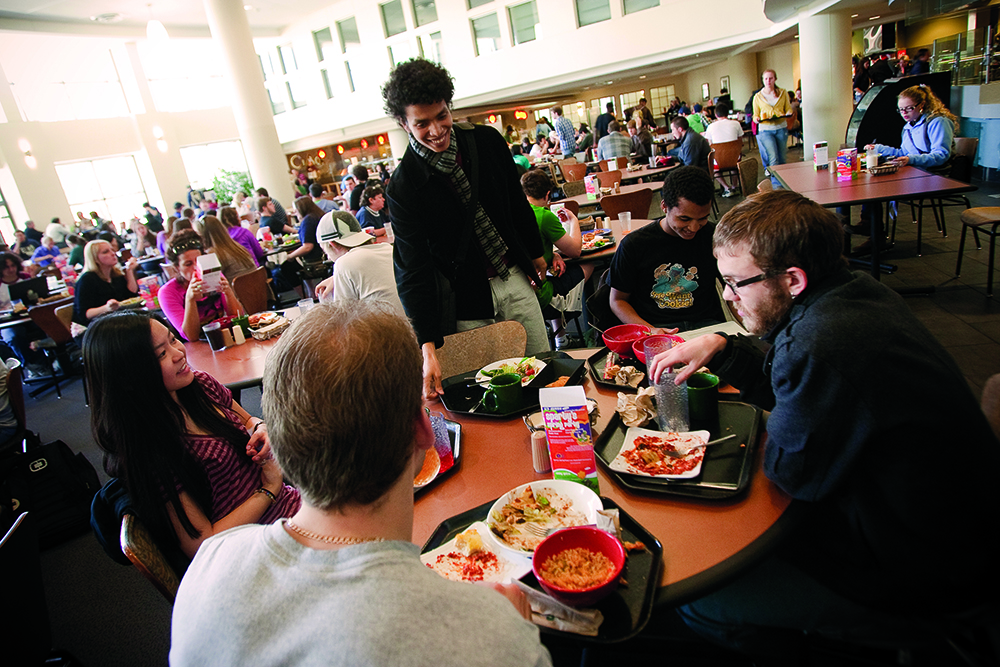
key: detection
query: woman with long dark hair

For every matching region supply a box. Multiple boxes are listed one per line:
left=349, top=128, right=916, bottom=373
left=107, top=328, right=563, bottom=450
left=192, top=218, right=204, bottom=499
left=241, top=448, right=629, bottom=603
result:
left=200, top=214, right=256, bottom=281
left=84, top=311, right=299, bottom=558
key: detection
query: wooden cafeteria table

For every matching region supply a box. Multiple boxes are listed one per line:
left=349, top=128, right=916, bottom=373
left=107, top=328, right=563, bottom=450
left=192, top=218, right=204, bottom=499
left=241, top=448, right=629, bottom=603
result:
left=618, top=164, right=675, bottom=184
left=770, top=162, right=976, bottom=279
left=563, top=182, right=660, bottom=212
left=414, top=349, right=797, bottom=608
left=568, top=218, right=656, bottom=264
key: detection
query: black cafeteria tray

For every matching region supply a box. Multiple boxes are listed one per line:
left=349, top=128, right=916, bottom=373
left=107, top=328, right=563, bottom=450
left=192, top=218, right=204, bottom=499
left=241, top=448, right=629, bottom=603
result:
left=594, top=400, right=761, bottom=500
left=421, top=497, right=662, bottom=643
left=414, top=418, right=462, bottom=494
left=440, top=351, right=586, bottom=418
left=586, top=346, right=649, bottom=392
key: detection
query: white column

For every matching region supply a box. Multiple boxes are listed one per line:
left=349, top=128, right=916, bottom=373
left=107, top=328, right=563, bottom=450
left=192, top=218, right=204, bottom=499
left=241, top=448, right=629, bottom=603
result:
left=203, top=0, right=289, bottom=201
left=387, top=127, right=410, bottom=164
left=798, top=12, right=854, bottom=161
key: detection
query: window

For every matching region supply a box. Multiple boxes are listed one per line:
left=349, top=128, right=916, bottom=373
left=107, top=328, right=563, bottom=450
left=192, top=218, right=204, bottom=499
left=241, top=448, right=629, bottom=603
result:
left=178, top=141, right=250, bottom=191
left=412, top=0, right=438, bottom=27
left=575, top=0, right=611, bottom=27
left=388, top=42, right=416, bottom=68
left=259, top=54, right=275, bottom=81
left=468, top=0, right=492, bottom=7
left=649, top=85, right=674, bottom=118
left=381, top=1, right=407, bottom=38
left=287, top=81, right=308, bottom=109
left=623, top=0, right=659, bottom=14
left=508, top=1, right=539, bottom=45
left=268, top=88, right=286, bottom=115
left=471, top=13, right=501, bottom=56
left=337, top=17, right=361, bottom=53
left=55, top=156, right=149, bottom=225
left=313, top=28, right=335, bottom=62
left=620, top=89, right=645, bottom=117
left=0, top=187, right=14, bottom=245
left=345, top=62, right=356, bottom=93
left=278, top=44, right=298, bottom=74
left=419, top=32, right=444, bottom=63
left=321, top=69, right=334, bottom=99
left=140, top=39, right=228, bottom=113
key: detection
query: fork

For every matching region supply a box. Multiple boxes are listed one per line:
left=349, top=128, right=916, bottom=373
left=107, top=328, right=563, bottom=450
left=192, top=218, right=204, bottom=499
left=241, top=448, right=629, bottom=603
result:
left=663, top=433, right=738, bottom=458
left=521, top=523, right=554, bottom=540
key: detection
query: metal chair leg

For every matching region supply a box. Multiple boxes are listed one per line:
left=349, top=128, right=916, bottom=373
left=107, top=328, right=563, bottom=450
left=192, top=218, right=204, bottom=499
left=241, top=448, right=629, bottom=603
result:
left=956, top=224, right=970, bottom=277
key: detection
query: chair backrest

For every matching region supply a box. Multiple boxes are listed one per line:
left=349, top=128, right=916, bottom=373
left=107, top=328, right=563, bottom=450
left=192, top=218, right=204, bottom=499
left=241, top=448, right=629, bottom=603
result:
left=54, top=303, right=73, bottom=331
left=655, top=126, right=671, bottom=135
left=561, top=163, right=589, bottom=182
left=954, top=137, right=978, bottom=161
left=757, top=179, right=773, bottom=193
left=712, top=139, right=743, bottom=169
left=557, top=157, right=578, bottom=167
left=982, top=373, right=1000, bottom=442
left=737, top=157, right=759, bottom=196
left=706, top=148, right=716, bottom=177
left=121, top=513, right=181, bottom=603
left=951, top=137, right=979, bottom=183
left=27, top=297, right=73, bottom=345
left=561, top=180, right=586, bottom=197
left=551, top=199, right=580, bottom=217
left=436, top=321, right=527, bottom=378
left=599, top=157, right=629, bottom=171
left=595, top=170, right=622, bottom=188
left=231, top=266, right=268, bottom=315
left=599, top=188, right=654, bottom=220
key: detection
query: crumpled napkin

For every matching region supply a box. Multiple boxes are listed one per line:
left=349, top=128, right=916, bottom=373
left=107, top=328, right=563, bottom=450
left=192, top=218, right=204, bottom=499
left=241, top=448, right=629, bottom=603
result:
left=514, top=580, right=605, bottom=636
left=614, top=365, right=644, bottom=387
left=616, top=387, right=657, bottom=427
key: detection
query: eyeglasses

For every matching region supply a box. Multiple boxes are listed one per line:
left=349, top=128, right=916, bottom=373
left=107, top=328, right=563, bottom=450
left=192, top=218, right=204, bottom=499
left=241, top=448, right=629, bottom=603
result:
left=721, top=272, right=771, bottom=294
left=897, top=105, right=919, bottom=115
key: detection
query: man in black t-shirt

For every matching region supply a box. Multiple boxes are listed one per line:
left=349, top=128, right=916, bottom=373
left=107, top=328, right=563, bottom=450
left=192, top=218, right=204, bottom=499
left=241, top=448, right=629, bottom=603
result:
left=349, top=164, right=369, bottom=213
left=609, top=166, right=724, bottom=333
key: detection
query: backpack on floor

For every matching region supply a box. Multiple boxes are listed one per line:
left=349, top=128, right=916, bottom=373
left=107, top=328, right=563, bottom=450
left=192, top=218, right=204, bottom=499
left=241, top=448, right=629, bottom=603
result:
left=0, top=440, right=101, bottom=549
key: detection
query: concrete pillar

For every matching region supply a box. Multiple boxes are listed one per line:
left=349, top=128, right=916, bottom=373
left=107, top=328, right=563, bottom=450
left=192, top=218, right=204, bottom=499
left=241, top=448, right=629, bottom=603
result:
left=203, top=0, right=289, bottom=200
left=387, top=127, right=410, bottom=164
left=798, top=12, right=854, bottom=161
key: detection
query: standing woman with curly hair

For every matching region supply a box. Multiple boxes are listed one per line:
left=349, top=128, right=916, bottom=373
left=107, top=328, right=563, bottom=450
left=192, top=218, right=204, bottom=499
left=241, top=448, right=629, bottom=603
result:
left=84, top=310, right=299, bottom=560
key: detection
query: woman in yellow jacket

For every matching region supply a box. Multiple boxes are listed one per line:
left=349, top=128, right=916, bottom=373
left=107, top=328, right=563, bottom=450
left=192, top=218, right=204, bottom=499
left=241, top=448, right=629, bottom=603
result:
left=753, top=69, right=793, bottom=188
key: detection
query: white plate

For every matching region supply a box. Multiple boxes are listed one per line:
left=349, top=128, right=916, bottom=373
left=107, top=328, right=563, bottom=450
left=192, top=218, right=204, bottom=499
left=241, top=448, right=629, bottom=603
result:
left=421, top=522, right=529, bottom=584
left=608, top=427, right=711, bottom=480
left=475, top=357, right=547, bottom=387
left=485, top=480, right=603, bottom=558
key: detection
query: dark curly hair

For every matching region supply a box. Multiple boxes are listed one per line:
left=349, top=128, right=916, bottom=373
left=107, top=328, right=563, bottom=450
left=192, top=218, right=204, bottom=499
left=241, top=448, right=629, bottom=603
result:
left=660, top=165, right=715, bottom=210
left=382, top=58, right=455, bottom=122
left=520, top=168, right=554, bottom=200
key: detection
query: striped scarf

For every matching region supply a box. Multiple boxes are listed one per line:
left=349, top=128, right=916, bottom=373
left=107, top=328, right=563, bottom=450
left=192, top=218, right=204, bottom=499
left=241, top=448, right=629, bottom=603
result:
left=407, top=129, right=510, bottom=279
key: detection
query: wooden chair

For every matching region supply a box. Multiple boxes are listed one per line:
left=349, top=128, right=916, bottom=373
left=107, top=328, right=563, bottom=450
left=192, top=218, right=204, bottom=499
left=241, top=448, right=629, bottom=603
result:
left=561, top=163, right=589, bottom=182
left=737, top=157, right=760, bottom=199
left=955, top=207, right=1000, bottom=298
left=26, top=297, right=75, bottom=398
left=595, top=170, right=622, bottom=188
left=599, top=157, right=629, bottom=171
left=550, top=199, right=580, bottom=217
left=120, top=514, right=181, bottom=603
left=711, top=139, right=743, bottom=194
left=599, top=189, right=654, bottom=221
left=758, top=179, right=774, bottom=193
left=436, top=321, right=527, bottom=379
left=232, top=266, right=269, bottom=314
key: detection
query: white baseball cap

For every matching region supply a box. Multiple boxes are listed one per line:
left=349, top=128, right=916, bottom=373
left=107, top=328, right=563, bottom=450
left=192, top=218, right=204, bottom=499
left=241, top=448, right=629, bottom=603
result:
left=316, top=213, right=372, bottom=248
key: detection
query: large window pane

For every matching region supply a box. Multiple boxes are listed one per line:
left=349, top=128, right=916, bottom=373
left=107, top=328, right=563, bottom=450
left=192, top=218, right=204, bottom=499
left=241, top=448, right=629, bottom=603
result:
left=419, top=32, right=444, bottom=64
left=56, top=156, right=149, bottom=225
left=468, top=0, right=492, bottom=7
left=287, top=80, right=308, bottom=109
left=279, top=44, right=298, bottom=74
left=140, top=39, right=229, bottom=112
left=508, top=1, right=539, bottom=46
left=575, top=0, right=611, bottom=27
left=313, top=28, right=335, bottom=62
left=338, top=18, right=361, bottom=53
left=471, top=14, right=501, bottom=56
left=412, top=0, right=438, bottom=26
left=381, top=1, right=407, bottom=38
left=623, top=0, right=659, bottom=13
left=179, top=141, right=249, bottom=192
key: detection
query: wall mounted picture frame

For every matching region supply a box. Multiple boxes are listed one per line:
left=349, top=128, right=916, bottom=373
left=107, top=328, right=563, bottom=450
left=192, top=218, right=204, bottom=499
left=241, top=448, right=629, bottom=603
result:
left=720, top=76, right=730, bottom=94
left=702, top=83, right=710, bottom=100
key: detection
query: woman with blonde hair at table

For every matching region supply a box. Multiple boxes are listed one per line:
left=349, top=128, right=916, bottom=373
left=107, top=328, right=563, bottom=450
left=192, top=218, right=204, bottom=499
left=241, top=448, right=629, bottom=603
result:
left=200, top=215, right=256, bottom=281
left=160, top=229, right=243, bottom=341
left=84, top=310, right=300, bottom=560
left=71, top=239, right=139, bottom=330
left=752, top=69, right=793, bottom=188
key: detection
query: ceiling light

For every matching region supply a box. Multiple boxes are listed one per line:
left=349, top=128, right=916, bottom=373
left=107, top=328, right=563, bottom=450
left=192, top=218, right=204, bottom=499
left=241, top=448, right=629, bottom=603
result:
left=640, top=75, right=646, bottom=79
left=851, top=13, right=859, bottom=17
left=869, top=15, right=881, bottom=20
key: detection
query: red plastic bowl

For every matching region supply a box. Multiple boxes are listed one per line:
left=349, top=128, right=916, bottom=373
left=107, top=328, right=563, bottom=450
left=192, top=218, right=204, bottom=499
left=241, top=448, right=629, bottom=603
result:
left=602, top=324, right=650, bottom=357
left=632, top=334, right=686, bottom=365
left=532, top=526, right=626, bottom=607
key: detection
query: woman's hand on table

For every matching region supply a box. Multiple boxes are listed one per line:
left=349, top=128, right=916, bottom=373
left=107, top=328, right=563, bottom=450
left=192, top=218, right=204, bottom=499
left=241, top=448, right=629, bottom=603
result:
left=478, top=582, right=532, bottom=621
left=892, top=156, right=910, bottom=167
left=648, top=333, right=727, bottom=385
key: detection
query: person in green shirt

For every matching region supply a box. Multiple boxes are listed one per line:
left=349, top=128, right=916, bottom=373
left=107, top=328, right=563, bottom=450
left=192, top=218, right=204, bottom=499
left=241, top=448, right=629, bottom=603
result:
left=519, top=168, right=594, bottom=349
left=67, top=234, right=86, bottom=267
left=510, top=144, right=531, bottom=172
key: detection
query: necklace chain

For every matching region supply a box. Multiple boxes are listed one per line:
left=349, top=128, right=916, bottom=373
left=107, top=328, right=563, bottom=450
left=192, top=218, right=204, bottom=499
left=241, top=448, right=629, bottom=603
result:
left=286, top=520, right=386, bottom=545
